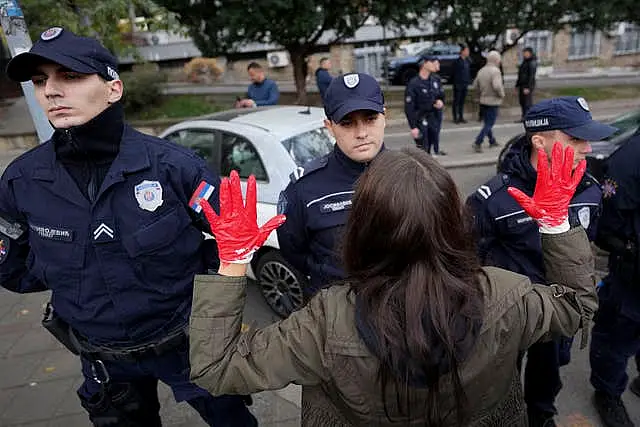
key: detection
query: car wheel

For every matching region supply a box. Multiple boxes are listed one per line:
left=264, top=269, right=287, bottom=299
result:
left=255, top=251, right=306, bottom=318
left=401, top=68, right=418, bottom=85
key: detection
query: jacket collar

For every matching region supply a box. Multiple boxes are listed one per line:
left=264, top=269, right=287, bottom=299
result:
left=53, top=102, right=124, bottom=164
left=332, top=144, right=385, bottom=175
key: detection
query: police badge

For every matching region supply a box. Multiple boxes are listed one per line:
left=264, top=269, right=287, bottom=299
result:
left=578, top=207, right=591, bottom=230
left=343, top=74, right=359, bottom=88
left=134, top=180, right=164, bottom=212
left=41, top=27, right=63, bottom=41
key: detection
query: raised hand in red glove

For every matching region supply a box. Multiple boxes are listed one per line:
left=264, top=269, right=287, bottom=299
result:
left=198, top=170, right=286, bottom=264
left=507, top=141, right=586, bottom=233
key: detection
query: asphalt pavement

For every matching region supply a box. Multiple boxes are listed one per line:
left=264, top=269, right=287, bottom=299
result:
left=0, top=100, right=639, bottom=426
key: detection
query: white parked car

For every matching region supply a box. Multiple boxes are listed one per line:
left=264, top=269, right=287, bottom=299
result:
left=159, top=106, right=335, bottom=317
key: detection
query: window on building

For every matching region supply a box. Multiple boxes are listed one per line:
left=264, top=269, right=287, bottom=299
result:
left=615, top=24, right=640, bottom=55
left=523, top=31, right=552, bottom=62
left=568, top=31, right=601, bottom=60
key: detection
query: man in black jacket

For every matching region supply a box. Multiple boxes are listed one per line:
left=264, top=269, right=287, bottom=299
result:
left=451, top=45, right=471, bottom=124
left=515, top=47, right=537, bottom=121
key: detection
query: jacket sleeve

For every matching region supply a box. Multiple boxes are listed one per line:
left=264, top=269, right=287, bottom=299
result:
left=436, top=77, right=445, bottom=102
left=255, top=81, right=280, bottom=106
left=471, top=74, right=480, bottom=100
left=465, top=193, right=497, bottom=265
left=189, top=275, right=330, bottom=395
left=492, top=70, right=505, bottom=99
left=404, top=81, right=420, bottom=129
left=0, top=168, right=48, bottom=293
left=276, top=183, right=310, bottom=276
left=184, top=161, right=222, bottom=271
left=527, top=61, right=537, bottom=89
left=518, top=227, right=598, bottom=350
left=451, top=58, right=459, bottom=83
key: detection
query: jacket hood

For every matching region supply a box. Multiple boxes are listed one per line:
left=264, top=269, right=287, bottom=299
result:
left=500, top=137, right=537, bottom=190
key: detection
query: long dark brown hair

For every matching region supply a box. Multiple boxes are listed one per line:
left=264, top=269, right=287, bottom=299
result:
left=343, top=147, right=485, bottom=425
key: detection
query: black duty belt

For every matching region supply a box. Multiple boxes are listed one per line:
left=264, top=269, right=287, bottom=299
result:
left=73, top=327, right=188, bottom=363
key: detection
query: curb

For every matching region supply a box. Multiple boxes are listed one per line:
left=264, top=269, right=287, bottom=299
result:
left=440, top=156, right=499, bottom=170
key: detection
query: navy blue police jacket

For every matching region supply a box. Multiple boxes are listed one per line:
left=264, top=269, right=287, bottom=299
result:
left=404, top=74, right=445, bottom=129
left=0, top=122, right=220, bottom=346
left=467, top=140, right=602, bottom=284
left=593, top=131, right=640, bottom=321
left=277, top=145, right=375, bottom=295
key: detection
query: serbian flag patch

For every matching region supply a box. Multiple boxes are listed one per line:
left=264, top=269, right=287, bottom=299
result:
left=189, top=181, right=215, bottom=213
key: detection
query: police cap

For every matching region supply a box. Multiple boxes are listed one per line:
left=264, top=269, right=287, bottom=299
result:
left=6, top=27, right=120, bottom=82
left=323, top=72, right=384, bottom=123
left=523, top=96, right=617, bottom=141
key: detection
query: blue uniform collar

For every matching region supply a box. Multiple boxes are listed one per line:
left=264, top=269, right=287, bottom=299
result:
left=333, top=143, right=384, bottom=174
left=46, top=103, right=150, bottom=176
left=53, top=102, right=124, bottom=164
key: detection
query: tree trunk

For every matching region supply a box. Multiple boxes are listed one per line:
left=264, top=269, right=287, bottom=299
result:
left=290, top=49, right=309, bottom=105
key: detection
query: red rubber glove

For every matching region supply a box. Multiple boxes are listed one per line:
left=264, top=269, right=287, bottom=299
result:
left=507, top=142, right=586, bottom=232
left=198, top=170, right=286, bottom=264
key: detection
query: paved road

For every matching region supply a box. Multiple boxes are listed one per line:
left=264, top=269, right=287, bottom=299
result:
left=163, top=75, right=640, bottom=95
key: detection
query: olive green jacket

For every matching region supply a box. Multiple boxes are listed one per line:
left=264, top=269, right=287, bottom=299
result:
left=189, top=227, right=597, bottom=426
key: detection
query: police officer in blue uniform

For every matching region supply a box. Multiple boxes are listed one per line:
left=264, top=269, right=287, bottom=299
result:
left=0, top=28, right=256, bottom=427
left=467, top=96, right=617, bottom=427
left=277, top=72, right=385, bottom=300
left=590, top=128, right=640, bottom=427
left=404, top=55, right=447, bottom=155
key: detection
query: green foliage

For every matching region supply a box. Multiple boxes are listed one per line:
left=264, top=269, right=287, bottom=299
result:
left=121, top=63, right=168, bottom=115
left=20, top=0, right=177, bottom=55
left=128, top=95, right=225, bottom=120
left=155, top=0, right=435, bottom=100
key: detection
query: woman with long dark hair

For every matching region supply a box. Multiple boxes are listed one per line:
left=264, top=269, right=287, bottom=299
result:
left=188, top=143, right=597, bottom=426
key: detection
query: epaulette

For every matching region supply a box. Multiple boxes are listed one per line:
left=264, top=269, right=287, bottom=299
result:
left=473, top=173, right=509, bottom=201
left=288, top=155, right=329, bottom=184
left=584, top=171, right=600, bottom=186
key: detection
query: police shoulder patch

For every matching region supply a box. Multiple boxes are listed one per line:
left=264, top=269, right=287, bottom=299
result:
left=475, top=174, right=509, bottom=201
left=288, top=156, right=329, bottom=184
left=0, top=234, right=9, bottom=265
left=602, top=177, right=618, bottom=199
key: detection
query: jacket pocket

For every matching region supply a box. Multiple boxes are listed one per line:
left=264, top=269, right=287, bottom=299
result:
left=28, top=223, right=84, bottom=303
left=122, top=205, right=203, bottom=287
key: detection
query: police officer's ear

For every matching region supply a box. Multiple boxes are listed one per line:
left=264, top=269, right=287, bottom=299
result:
left=106, top=79, right=124, bottom=104
left=324, top=119, right=336, bottom=138
left=530, top=133, right=546, bottom=152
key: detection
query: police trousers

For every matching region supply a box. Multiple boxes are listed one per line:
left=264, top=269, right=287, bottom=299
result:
left=590, top=280, right=640, bottom=397
left=522, top=337, right=573, bottom=415
left=77, top=339, right=257, bottom=427
left=415, top=111, right=443, bottom=154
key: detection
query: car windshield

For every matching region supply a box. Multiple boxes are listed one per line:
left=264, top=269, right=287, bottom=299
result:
left=607, top=109, right=640, bottom=142
left=281, top=127, right=335, bottom=167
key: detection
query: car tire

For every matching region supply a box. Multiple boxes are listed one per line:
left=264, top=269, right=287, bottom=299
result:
left=401, top=67, right=418, bottom=85
left=255, top=251, right=307, bottom=318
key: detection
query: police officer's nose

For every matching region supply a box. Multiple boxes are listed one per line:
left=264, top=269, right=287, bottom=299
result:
left=44, top=77, right=63, bottom=98
left=354, top=119, right=368, bottom=138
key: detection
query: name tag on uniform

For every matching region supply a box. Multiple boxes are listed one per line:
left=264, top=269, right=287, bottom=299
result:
left=320, top=200, right=352, bottom=213
left=29, top=224, right=74, bottom=242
